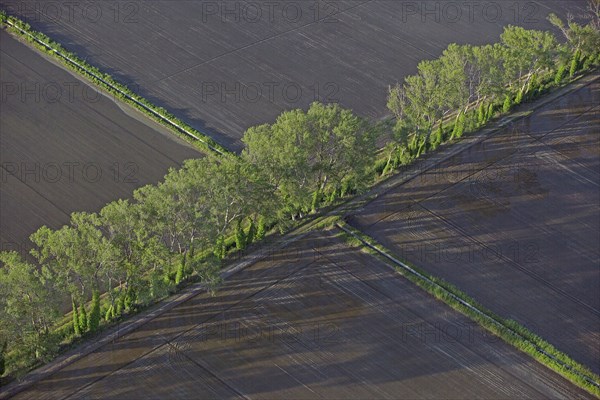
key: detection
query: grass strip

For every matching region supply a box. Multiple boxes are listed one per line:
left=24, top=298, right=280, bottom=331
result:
left=335, top=221, right=600, bottom=397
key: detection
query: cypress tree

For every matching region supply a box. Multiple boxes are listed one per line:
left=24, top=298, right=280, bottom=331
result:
left=255, top=217, right=266, bottom=241
left=311, top=189, right=321, bottom=213
left=554, top=64, right=566, bottom=84
left=79, top=303, right=88, bottom=334
left=175, top=262, right=184, bottom=285
left=213, top=235, right=226, bottom=260
left=105, top=305, right=113, bottom=322
left=246, top=218, right=256, bottom=246
left=88, top=290, right=101, bottom=332
left=514, top=89, right=523, bottom=105
left=328, top=187, right=339, bottom=203
left=502, top=95, right=512, bottom=113
left=477, top=102, right=486, bottom=125
left=430, top=123, right=443, bottom=150
left=235, top=220, right=246, bottom=250
left=116, top=295, right=125, bottom=317
left=72, top=298, right=81, bottom=336
left=486, top=103, right=494, bottom=120
left=569, top=49, right=580, bottom=77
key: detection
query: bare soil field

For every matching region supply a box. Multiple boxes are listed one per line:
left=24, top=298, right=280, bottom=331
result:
left=347, top=74, right=600, bottom=374
left=0, top=0, right=589, bottom=151
left=6, top=229, right=592, bottom=399
left=0, top=30, right=202, bottom=254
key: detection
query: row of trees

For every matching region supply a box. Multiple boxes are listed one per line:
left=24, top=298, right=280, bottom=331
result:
left=384, top=15, right=600, bottom=173
left=0, top=103, right=378, bottom=375
left=1, top=11, right=599, bottom=379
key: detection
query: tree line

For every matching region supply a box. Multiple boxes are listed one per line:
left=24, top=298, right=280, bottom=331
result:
left=383, top=16, right=599, bottom=172
left=1, top=12, right=599, bottom=379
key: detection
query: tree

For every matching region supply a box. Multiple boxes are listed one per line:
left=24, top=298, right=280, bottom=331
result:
left=88, top=290, right=101, bottom=332
left=477, top=102, right=486, bottom=125
left=388, top=60, right=446, bottom=155
left=554, top=64, right=567, bottom=84
left=255, top=217, right=266, bottom=241
left=548, top=11, right=600, bottom=63
left=243, top=102, right=377, bottom=219
left=500, top=26, right=558, bottom=93
left=503, top=95, right=512, bottom=113
left=175, top=262, right=185, bottom=285
left=100, top=199, right=172, bottom=307
left=235, top=219, right=246, bottom=250
left=0, top=251, right=61, bottom=361
left=79, top=303, right=88, bottom=334
left=72, top=298, right=81, bottom=336
left=30, top=212, right=114, bottom=306
left=245, top=218, right=256, bottom=246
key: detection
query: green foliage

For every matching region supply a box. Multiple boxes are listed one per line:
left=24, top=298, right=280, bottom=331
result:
left=502, top=95, right=512, bottom=113
left=242, top=102, right=377, bottom=218
left=514, top=89, right=524, bottom=105
left=554, top=64, right=567, bottom=84
left=235, top=220, right=246, bottom=250
left=175, top=262, right=185, bottom=285
left=569, top=50, right=580, bottom=77
left=500, top=25, right=558, bottom=88
left=477, top=102, right=486, bottom=125
left=213, top=236, right=226, bottom=260
left=115, top=295, right=125, bottom=317
left=311, top=190, right=321, bottom=213
left=104, top=305, right=114, bottom=322
left=88, top=291, right=101, bottom=332
left=0, top=251, right=61, bottom=364
left=255, top=217, right=266, bottom=242
left=72, top=299, right=81, bottom=337
left=245, top=219, right=256, bottom=246
left=2, top=8, right=599, bottom=384
left=78, top=303, right=88, bottom=334
left=450, top=113, right=466, bottom=140
left=486, top=103, right=495, bottom=120
left=429, top=123, right=443, bottom=150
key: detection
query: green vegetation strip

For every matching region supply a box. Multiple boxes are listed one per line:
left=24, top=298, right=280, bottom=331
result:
left=335, top=221, right=600, bottom=397
left=0, top=11, right=228, bottom=156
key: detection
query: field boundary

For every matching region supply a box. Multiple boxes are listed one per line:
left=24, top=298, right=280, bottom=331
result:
left=335, top=221, right=600, bottom=397
left=0, top=12, right=228, bottom=156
